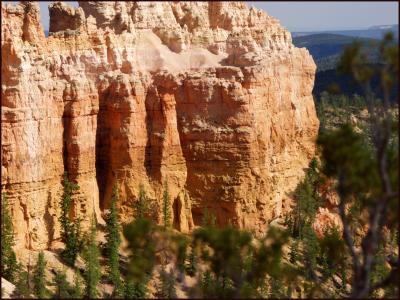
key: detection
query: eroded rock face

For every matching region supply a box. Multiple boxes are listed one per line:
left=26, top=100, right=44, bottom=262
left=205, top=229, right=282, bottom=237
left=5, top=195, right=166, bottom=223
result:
left=1, top=1, right=319, bottom=250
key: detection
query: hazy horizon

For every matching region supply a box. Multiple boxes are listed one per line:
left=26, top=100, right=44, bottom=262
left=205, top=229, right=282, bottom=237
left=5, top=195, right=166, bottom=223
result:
left=3, top=1, right=399, bottom=32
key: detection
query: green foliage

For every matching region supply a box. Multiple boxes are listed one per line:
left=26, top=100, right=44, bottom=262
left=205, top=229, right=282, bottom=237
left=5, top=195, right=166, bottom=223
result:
left=70, top=274, right=83, bottom=299
left=289, top=158, right=321, bottom=239
left=162, top=181, right=172, bottom=229
left=51, top=270, right=74, bottom=298
left=318, top=226, right=346, bottom=267
left=316, top=92, right=369, bottom=133
left=174, top=234, right=189, bottom=278
left=289, top=240, right=299, bottom=264
left=82, top=219, right=101, bottom=299
left=60, top=172, right=82, bottom=266
left=318, top=124, right=379, bottom=199
left=193, top=225, right=252, bottom=281
left=123, top=218, right=156, bottom=284
left=317, top=33, right=399, bottom=298
left=370, top=243, right=390, bottom=297
left=185, top=244, right=198, bottom=277
left=191, top=224, right=288, bottom=298
left=124, top=280, right=148, bottom=299
left=1, top=193, right=18, bottom=283
left=33, top=251, right=50, bottom=299
left=269, top=276, right=285, bottom=298
left=200, top=270, right=214, bottom=298
left=105, top=186, right=123, bottom=297
left=157, top=266, right=177, bottom=299
left=302, top=224, right=320, bottom=280
left=13, top=269, right=31, bottom=298
left=135, top=184, right=148, bottom=220
left=215, top=273, right=235, bottom=298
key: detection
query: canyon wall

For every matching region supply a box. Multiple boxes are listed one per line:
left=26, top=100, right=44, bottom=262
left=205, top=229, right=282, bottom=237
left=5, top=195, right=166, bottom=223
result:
left=1, top=1, right=319, bottom=251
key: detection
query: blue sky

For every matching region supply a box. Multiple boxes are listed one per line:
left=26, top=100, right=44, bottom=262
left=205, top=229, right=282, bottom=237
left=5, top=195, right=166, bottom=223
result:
left=3, top=1, right=399, bottom=32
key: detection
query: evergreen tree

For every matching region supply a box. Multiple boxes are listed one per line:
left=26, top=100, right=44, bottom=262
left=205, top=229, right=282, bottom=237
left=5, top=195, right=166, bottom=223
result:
left=370, top=243, right=390, bottom=297
left=289, top=240, right=299, bottom=264
left=200, top=270, right=214, bottom=298
left=269, top=276, right=285, bottom=298
left=123, top=218, right=156, bottom=299
left=1, top=193, right=18, bottom=283
left=339, top=266, right=348, bottom=296
left=59, top=172, right=82, bottom=266
left=135, top=184, right=148, bottom=219
left=52, top=270, right=73, bottom=298
left=302, top=224, right=320, bottom=280
left=33, top=251, right=49, bottom=299
left=124, top=280, right=148, bottom=299
left=162, top=181, right=172, bottom=229
left=82, top=219, right=101, bottom=299
left=70, top=274, right=83, bottom=299
left=13, top=269, right=31, bottom=298
left=291, top=159, right=320, bottom=239
left=157, top=266, right=177, bottom=299
left=105, top=186, right=123, bottom=298
left=215, top=273, right=234, bottom=298
left=186, top=244, right=197, bottom=277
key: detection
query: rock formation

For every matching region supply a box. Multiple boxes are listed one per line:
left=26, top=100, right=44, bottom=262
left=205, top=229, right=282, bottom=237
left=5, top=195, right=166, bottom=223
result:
left=1, top=1, right=319, bottom=251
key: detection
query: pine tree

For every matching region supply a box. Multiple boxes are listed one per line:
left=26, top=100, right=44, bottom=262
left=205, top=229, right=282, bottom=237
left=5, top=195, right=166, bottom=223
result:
left=1, top=193, right=18, bottom=283
left=319, top=252, right=333, bottom=278
left=269, top=276, right=285, bottom=298
left=124, top=280, right=148, bottom=299
left=52, top=270, right=73, bottom=298
left=162, top=181, right=172, bottom=229
left=289, top=240, right=299, bottom=264
left=135, top=184, right=148, bottom=219
left=339, top=265, right=348, bottom=296
left=59, top=172, right=82, bottom=266
left=13, top=269, right=31, bottom=298
left=370, top=243, right=390, bottom=297
left=33, top=251, right=49, bottom=299
left=157, top=266, right=176, bottom=299
left=291, top=158, right=320, bottom=239
left=71, top=274, right=83, bottom=299
left=82, top=219, right=101, bottom=299
left=186, top=244, right=197, bottom=277
left=215, top=273, right=234, bottom=298
left=302, top=224, right=320, bottom=280
left=105, top=186, right=123, bottom=298
left=200, top=271, right=214, bottom=298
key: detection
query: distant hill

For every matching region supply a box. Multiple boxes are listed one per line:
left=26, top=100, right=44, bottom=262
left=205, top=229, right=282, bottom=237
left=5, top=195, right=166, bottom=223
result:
left=293, top=33, right=378, bottom=59
left=292, top=33, right=398, bottom=100
left=292, top=24, right=398, bottom=40
left=293, top=33, right=380, bottom=71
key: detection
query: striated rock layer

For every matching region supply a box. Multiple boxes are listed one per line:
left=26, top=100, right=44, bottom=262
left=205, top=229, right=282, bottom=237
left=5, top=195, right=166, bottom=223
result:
left=1, top=1, right=319, bottom=251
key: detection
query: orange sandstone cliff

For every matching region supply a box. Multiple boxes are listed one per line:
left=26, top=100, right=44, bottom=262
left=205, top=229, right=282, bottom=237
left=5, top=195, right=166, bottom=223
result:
left=1, top=1, right=319, bottom=251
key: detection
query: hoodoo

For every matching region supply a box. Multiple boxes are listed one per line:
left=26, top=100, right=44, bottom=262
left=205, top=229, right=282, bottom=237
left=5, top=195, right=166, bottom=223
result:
left=1, top=1, right=318, bottom=251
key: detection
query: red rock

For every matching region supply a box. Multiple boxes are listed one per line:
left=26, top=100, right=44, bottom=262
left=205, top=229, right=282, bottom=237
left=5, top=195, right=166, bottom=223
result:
left=1, top=1, right=318, bottom=250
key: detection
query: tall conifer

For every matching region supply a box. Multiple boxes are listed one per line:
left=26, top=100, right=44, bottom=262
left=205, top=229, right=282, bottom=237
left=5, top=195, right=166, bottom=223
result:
left=105, top=186, right=123, bottom=297
left=83, top=218, right=101, bottom=298
left=1, top=193, right=18, bottom=282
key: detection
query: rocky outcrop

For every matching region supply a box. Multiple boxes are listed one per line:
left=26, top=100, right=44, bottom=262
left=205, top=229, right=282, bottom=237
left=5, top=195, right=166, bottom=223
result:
left=313, top=207, right=343, bottom=238
left=1, top=277, right=16, bottom=298
left=1, top=1, right=319, bottom=251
